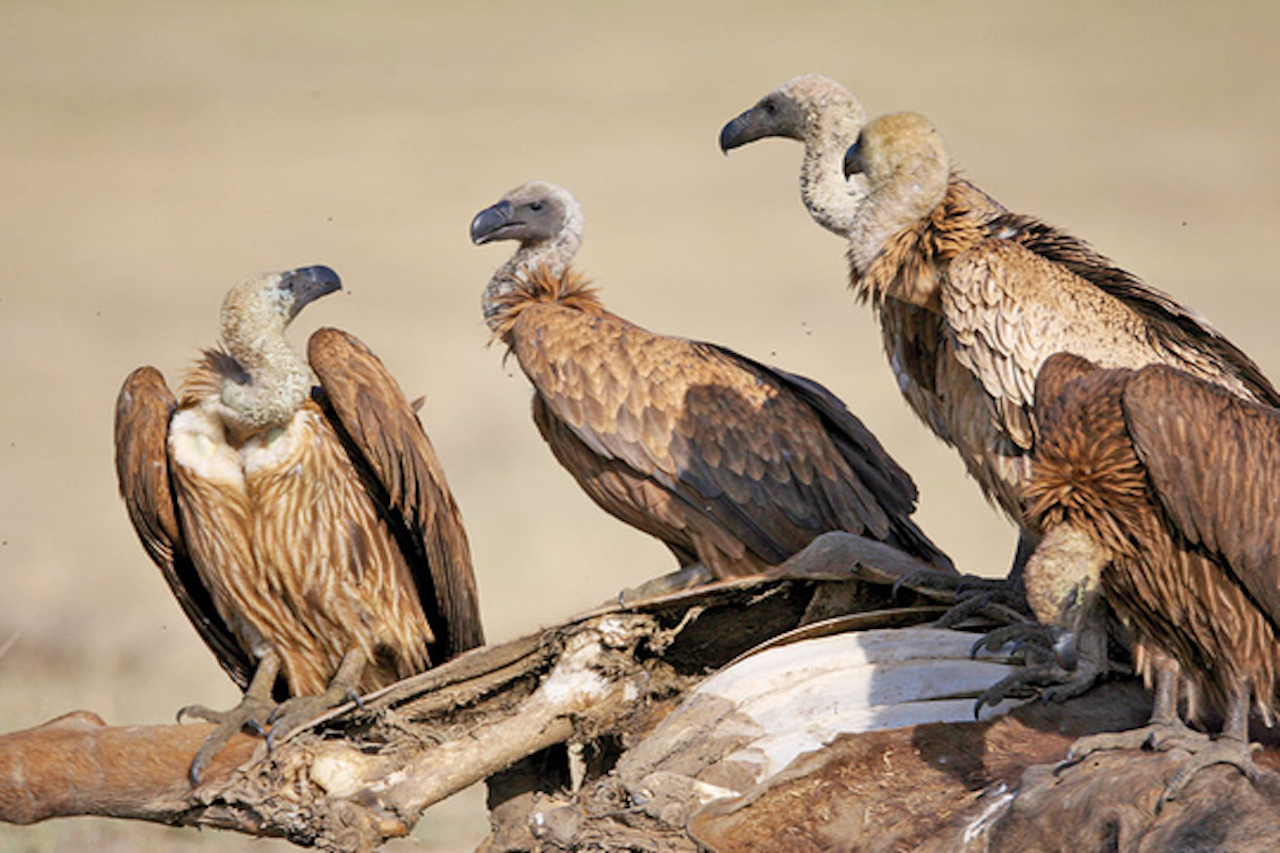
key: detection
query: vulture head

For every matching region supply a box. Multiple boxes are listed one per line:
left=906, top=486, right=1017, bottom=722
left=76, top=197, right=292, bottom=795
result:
left=470, top=181, right=583, bottom=250
left=1021, top=524, right=1111, bottom=670
left=719, top=73, right=866, bottom=152
left=472, top=181, right=586, bottom=328
left=840, top=112, right=951, bottom=274
left=216, top=265, right=342, bottom=432
left=842, top=112, right=949, bottom=190
left=720, top=75, right=868, bottom=237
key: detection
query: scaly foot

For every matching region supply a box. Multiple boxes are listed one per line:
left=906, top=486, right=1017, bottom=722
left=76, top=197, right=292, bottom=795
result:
left=888, top=570, right=1029, bottom=628
left=617, top=563, right=715, bottom=606
left=1064, top=718, right=1209, bottom=765
left=1159, top=735, right=1261, bottom=809
left=178, top=693, right=276, bottom=785
left=177, top=654, right=281, bottom=786
left=265, top=648, right=367, bottom=750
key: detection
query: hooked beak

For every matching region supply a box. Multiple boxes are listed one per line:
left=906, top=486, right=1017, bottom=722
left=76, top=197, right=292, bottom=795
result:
left=470, top=200, right=516, bottom=245
left=842, top=138, right=864, bottom=179
left=719, top=106, right=782, bottom=153
left=1051, top=626, right=1079, bottom=671
left=281, top=265, right=342, bottom=320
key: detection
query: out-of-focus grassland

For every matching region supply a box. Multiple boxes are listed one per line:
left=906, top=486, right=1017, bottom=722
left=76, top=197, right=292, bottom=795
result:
left=2, top=2, right=1278, bottom=849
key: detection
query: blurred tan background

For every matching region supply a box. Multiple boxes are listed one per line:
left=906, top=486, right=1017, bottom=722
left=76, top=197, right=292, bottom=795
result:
left=2, top=1, right=1278, bottom=849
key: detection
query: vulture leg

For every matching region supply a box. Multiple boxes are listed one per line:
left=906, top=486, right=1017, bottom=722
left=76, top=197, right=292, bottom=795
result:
left=178, top=653, right=281, bottom=785
left=265, top=647, right=368, bottom=750
left=1159, top=678, right=1260, bottom=807
left=1063, top=656, right=1206, bottom=763
left=893, top=531, right=1041, bottom=629
left=974, top=587, right=1110, bottom=711
left=618, top=563, right=716, bottom=605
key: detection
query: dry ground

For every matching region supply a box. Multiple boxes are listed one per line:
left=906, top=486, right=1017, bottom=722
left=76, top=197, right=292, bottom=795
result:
left=2, top=1, right=1278, bottom=850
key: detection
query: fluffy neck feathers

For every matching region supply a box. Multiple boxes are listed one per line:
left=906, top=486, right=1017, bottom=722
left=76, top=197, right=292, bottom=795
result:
left=483, top=205, right=585, bottom=331
left=795, top=87, right=868, bottom=237
left=486, top=265, right=604, bottom=345
left=212, top=284, right=312, bottom=435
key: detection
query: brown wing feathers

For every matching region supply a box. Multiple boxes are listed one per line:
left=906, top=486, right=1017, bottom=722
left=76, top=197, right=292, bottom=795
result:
left=1123, top=366, right=1280, bottom=627
left=503, top=267, right=949, bottom=577
left=308, top=327, right=484, bottom=660
left=114, top=367, right=254, bottom=689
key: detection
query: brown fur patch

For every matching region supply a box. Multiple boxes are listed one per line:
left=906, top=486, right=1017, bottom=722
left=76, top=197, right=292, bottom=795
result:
left=487, top=265, right=608, bottom=347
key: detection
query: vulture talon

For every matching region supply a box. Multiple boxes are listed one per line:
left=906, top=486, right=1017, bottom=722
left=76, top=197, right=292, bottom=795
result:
left=184, top=693, right=276, bottom=785
left=265, top=648, right=366, bottom=751
left=972, top=623, right=1056, bottom=669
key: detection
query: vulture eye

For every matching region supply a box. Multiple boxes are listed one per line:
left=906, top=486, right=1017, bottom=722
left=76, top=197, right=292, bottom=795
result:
left=530, top=201, right=544, bottom=212
left=762, top=99, right=778, bottom=116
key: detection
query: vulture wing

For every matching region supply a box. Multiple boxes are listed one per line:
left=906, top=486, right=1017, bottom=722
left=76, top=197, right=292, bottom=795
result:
left=1001, top=213, right=1280, bottom=408
left=511, top=303, right=946, bottom=573
left=1032, top=352, right=1106, bottom=431
left=307, top=328, right=484, bottom=660
left=945, top=238, right=1186, bottom=450
left=114, top=367, right=254, bottom=689
left=1123, top=365, right=1280, bottom=626
left=716, top=344, right=917, bottom=516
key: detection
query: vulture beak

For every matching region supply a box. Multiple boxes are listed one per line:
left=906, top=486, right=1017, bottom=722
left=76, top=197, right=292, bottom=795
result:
left=281, top=265, right=342, bottom=320
left=470, top=200, right=516, bottom=245
left=1051, top=626, right=1079, bottom=671
left=842, top=138, right=864, bottom=179
left=719, top=106, right=777, bottom=153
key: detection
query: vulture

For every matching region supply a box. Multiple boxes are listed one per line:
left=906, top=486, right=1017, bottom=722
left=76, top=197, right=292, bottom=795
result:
left=721, top=79, right=1278, bottom=693
left=721, top=75, right=1278, bottom=561
left=114, top=265, right=483, bottom=782
left=470, top=180, right=953, bottom=588
left=1020, top=351, right=1280, bottom=795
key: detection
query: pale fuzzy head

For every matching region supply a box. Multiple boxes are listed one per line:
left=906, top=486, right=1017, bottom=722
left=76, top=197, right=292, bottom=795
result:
left=472, top=181, right=586, bottom=328
left=719, top=74, right=867, bottom=150
left=216, top=265, right=341, bottom=431
left=843, top=112, right=950, bottom=201
left=220, top=266, right=342, bottom=354
left=470, top=180, right=584, bottom=250
left=1023, top=524, right=1111, bottom=669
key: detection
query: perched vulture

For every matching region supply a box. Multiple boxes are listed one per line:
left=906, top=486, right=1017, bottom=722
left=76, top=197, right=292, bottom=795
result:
left=470, top=180, right=953, bottom=586
left=114, top=266, right=483, bottom=781
left=1021, top=351, right=1280, bottom=794
left=722, top=76, right=1278, bottom=552
left=721, top=80, right=1278, bottom=690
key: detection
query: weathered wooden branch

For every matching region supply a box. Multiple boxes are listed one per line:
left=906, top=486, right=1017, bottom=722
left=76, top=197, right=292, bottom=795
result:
left=1, top=533, right=946, bottom=850
left=6, top=532, right=1279, bottom=851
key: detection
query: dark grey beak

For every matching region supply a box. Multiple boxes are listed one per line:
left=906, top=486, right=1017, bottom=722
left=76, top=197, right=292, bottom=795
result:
left=1051, top=627, right=1079, bottom=671
left=281, top=265, right=342, bottom=319
left=842, top=138, right=864, bottom=179
left=470, top=200, right=515, bottom=245
left=719, top=106, right=777, bottom=153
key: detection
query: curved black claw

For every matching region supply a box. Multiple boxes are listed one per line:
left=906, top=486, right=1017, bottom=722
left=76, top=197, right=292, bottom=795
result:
left=178, top=694, right=275, bottom=785
left=971, top=622, right=1054, bottom=663
left=973, top=660, right=1103, bottom=719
